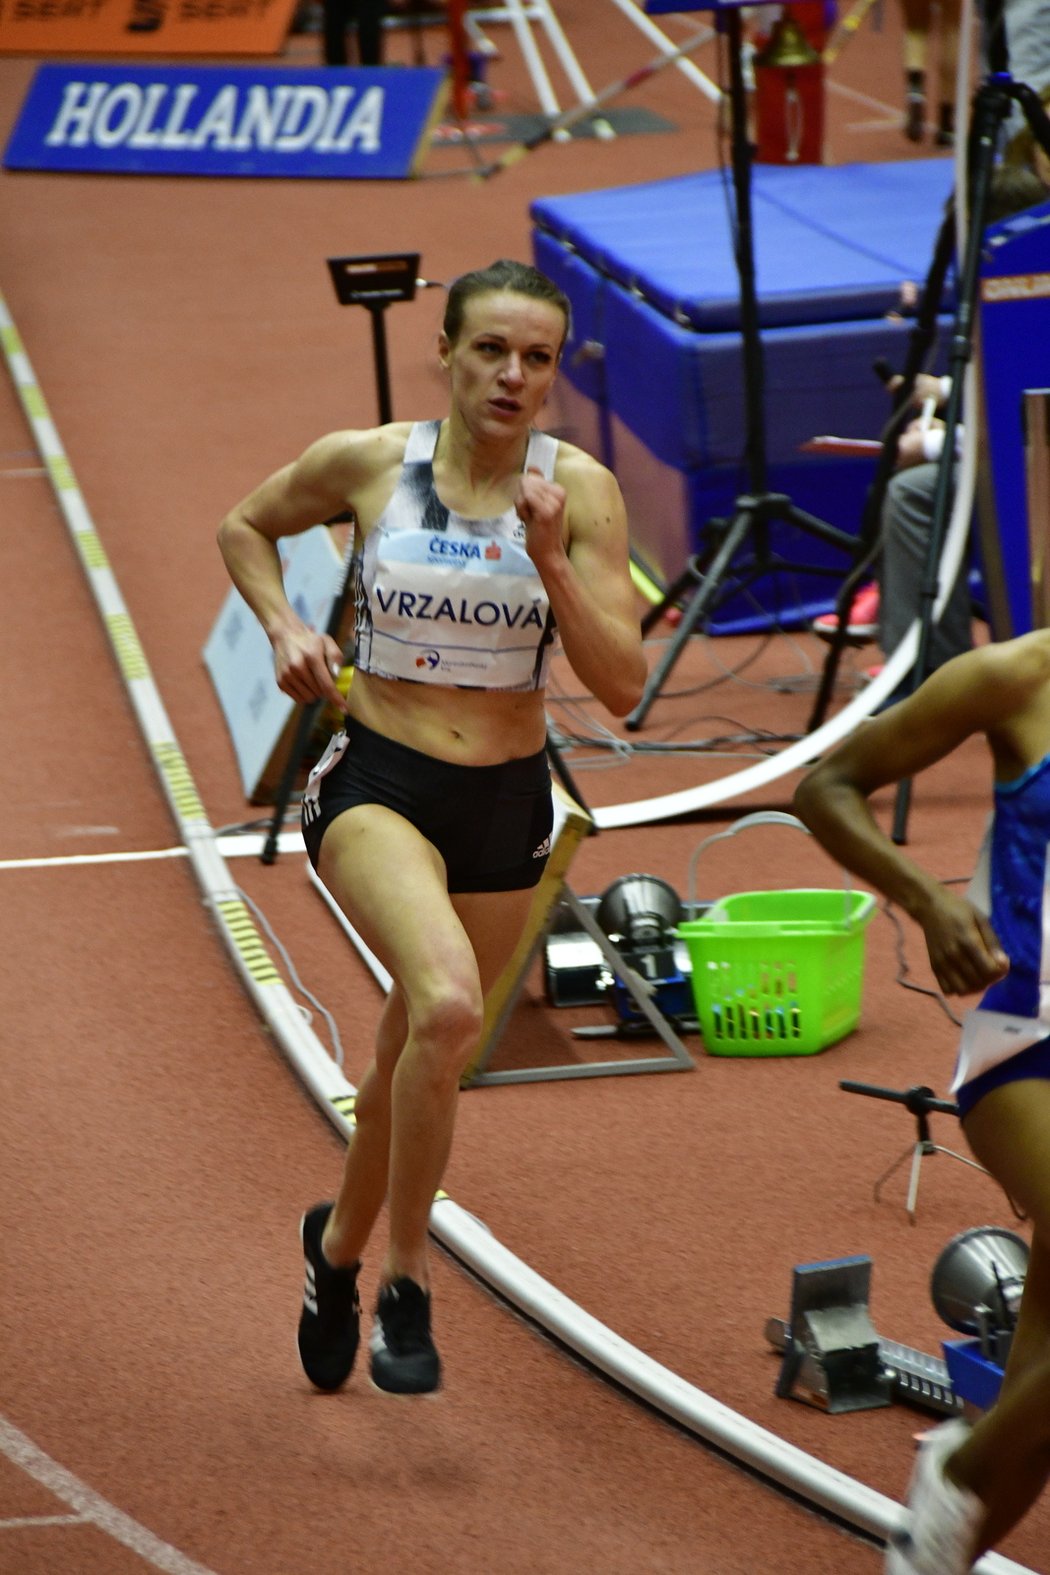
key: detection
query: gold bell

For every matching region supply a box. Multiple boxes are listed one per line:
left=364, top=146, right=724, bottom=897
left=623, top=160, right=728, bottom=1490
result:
left=754, top=16, right=821, bottom=69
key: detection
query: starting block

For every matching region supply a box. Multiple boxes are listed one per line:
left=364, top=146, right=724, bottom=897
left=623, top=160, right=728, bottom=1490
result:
left=772, top=1255, right=894, bottom=1414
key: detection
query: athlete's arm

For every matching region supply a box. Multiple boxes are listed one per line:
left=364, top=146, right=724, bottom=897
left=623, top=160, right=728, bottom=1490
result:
left=516, top=451, right=645, bottom=717
left=218, top=429, right=381, bottom=710
left=793, top=645, right=1033, bottom=994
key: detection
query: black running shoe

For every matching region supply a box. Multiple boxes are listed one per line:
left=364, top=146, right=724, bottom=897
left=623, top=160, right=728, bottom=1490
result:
left=297, top=1203, right=361, bottom=1391
left=369, top=1278, right=441, bottom=1395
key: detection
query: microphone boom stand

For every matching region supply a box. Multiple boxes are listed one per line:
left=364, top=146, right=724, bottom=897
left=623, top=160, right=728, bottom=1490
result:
left=840, top=1079, right=988, bottom=1222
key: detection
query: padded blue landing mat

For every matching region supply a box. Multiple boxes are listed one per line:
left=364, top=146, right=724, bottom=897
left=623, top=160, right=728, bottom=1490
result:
left=531, top=158, right=955, bottom=331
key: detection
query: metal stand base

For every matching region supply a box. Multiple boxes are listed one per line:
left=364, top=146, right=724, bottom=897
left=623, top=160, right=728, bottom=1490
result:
left=874, top=1140, right=989, bottom=1225
left=464, top=886, right=695, bottom=1085
left=625, top=496, right=858, bottom=731
left=306, top=869, right=695, bottom=1085
left=450, top=0, right=607, bottom=127
left=840, top=1079, right=990, bottom=1223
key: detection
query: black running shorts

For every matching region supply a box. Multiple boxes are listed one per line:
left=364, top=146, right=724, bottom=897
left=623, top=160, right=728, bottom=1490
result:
left=301, top=719, right=553, bottom=893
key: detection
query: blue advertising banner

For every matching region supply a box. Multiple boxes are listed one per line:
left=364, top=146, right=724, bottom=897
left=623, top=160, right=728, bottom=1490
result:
left=977, top=195, right=1050, bottom=639
left=3, top=63, right=448, bottom=179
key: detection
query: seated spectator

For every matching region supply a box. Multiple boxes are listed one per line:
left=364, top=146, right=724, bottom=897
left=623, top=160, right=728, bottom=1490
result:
left=813, top=163, right=1049, bottom=684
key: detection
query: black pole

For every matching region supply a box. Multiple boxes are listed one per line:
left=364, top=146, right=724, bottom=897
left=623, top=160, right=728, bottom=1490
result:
left=725, top=6, right=767, bottom=498
left=368, top=302, right=394, bottom=425
left=545, top=726, right=593, bottom=824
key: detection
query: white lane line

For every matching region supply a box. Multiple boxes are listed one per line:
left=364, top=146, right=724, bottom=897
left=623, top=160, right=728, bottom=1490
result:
left=0, top=832, right=306, bottom=871
left=845, top=118, right=906, bottom=132
left=826, top=79, right=900, bottom=115
left=0, top=1417, right=221, bottom=1575
left=1, top=1513, right=89, bottom=1527
left=0, top=849, right=190, bottom=870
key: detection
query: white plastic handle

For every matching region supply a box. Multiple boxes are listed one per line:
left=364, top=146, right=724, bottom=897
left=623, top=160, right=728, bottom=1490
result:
left=685, top=811, right=868, bottom=928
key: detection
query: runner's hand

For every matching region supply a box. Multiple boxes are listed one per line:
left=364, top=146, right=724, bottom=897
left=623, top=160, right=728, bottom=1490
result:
left=272, top=627, right=348, bottom=711
left=516, top=467, right=567, bottom=563
left=921, top=889, right=1010, bottom=996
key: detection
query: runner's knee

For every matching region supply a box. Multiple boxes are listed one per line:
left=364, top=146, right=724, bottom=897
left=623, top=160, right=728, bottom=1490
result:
left=408, top=980, right=484, bottom=1069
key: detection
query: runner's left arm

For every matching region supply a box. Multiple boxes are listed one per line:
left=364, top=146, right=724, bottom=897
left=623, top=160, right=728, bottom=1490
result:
left=516, top=454, right=645, bottom=717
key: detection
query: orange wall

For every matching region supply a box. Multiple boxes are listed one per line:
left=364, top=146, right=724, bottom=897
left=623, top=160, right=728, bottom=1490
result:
left=0, top=0, right=298, bottom=57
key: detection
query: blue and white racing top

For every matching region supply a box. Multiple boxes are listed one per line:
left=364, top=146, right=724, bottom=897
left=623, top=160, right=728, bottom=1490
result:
left=351, top=419, right=559, bottom=691
left=953, top=749, right=1050, bottom=1090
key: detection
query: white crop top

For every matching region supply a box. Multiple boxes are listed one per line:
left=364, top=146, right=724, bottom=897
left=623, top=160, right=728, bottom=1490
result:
left=351, top=420, right=559, bottom=691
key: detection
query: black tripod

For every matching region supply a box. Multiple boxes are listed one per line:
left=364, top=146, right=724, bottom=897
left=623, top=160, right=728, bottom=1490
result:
left=624, top=4, right=862, bottom=732
left=886, top=0, right=1050, bottom=843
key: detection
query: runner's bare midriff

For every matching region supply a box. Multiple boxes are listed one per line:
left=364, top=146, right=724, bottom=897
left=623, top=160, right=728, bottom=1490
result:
left=348, top=669, right=548, bottom=766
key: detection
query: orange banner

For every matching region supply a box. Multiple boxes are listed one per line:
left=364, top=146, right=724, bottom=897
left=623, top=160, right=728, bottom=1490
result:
left=0, top=0, right=299, bottom=57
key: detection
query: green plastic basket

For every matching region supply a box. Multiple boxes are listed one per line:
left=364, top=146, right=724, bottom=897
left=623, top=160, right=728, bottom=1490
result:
left=677, top=887, right=876, bottom=1057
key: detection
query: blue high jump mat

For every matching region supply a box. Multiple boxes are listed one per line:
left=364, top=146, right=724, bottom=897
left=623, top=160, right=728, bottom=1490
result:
left=532, top=158, right=955, bottom=331
left=531, top=159, right=958, bottom=629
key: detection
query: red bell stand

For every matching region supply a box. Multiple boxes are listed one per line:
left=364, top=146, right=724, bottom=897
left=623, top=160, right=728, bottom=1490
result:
left=753, top=6, right=826, bottom=164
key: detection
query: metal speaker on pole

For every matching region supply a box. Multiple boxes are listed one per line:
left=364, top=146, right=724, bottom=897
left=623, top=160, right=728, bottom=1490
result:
left=932, top=1225, right=1028, bottom=1362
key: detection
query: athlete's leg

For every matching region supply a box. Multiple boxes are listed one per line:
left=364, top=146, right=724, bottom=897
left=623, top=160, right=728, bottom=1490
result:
left=901, top=0, right=933, bottom=75
left=878, top=463, right=971, bottom=671
left=934, top=0, right=961, bottom=139
left=354, top=0, right=385, bottom=64
left=321, top=984, right=407, bottom=1268
left=317, top=802, right=534, bottom=1288
left=381, top=884, right=534, bottom=1282
left=321, top=0, right=351, bottom=65
left=944, top=1079, right=1050, bottom=1553
left=900, top=0, right=933, bottom=138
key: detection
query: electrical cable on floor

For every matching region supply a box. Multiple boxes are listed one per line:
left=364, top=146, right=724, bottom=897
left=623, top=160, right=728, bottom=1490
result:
left=545, top=656, right=805, bottom=755
left=233, top=885, right=348, bottom=1066
left=881, top=896, right=964, bottom=1028
left=214, top=813, right=300, bottom=837
left=545, top=682, right=805, bottom=760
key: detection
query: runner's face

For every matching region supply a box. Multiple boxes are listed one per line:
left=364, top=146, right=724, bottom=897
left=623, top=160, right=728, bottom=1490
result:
left=440, top=291, right=565, bottom=437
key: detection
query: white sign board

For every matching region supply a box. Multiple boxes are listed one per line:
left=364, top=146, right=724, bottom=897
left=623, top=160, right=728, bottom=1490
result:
left=204, top=524, right=347, bottom=801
